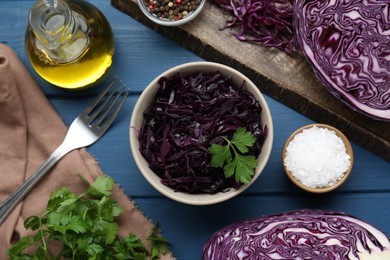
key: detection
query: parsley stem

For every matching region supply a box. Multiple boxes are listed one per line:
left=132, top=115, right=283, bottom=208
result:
left=38, top=216, right=51, bottom=259
left=221, top=136, right=239, bottom=159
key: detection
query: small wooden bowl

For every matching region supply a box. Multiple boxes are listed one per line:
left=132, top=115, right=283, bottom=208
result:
left=282, top=124, right=354, bottom=193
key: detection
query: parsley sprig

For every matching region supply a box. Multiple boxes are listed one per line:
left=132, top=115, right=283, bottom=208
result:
left=209, top=127, right=258, bottom=184
left=7, top=175, right=168, bottom=260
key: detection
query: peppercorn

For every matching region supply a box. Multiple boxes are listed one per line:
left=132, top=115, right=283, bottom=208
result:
left=144, top=0, right=200, bottom=21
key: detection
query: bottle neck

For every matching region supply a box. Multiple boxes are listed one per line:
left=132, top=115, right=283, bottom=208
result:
left=29, top=0, right=90, bottom=63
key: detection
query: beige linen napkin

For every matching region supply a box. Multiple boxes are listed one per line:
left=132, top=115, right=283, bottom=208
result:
left=0, top=43, right=173, bottom=259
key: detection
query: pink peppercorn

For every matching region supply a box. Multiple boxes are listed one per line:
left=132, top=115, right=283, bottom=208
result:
left=144, top=0, right=200, bottom=20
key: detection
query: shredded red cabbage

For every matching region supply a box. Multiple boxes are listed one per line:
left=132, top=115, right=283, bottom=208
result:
left=138, top=72, right=267, bottom=194
left=294, top=0, right=390, bottom=121
left=212, top=0, right=297, bottom=54
left=202, top=209, right=390, bottom=259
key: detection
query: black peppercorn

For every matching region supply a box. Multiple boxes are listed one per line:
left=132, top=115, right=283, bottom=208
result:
left=144, top=0, right=200, bottom=21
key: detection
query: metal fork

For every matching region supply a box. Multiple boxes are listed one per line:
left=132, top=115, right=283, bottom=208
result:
left=0, top=78, right=129, bottom=225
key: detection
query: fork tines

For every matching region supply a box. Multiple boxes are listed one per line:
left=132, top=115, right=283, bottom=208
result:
left=84, top=78, right=129, bottom=129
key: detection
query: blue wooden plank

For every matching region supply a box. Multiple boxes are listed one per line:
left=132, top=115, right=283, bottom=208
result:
left=0, top=1, right=33, bottom=55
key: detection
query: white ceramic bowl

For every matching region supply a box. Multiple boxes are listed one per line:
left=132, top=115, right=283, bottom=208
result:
left=137, top=0, right=206, bottom=26
left=130, top=62, right=274, bottom=205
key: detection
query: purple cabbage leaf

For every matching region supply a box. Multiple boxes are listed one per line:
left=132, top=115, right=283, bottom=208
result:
left=211, top=0, right=298, bottom=54
left=202, top=209, right=390, bottom=259
left=294, top=0, right=390, bottom=121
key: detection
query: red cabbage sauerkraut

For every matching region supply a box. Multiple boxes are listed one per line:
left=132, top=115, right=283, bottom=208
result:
left=138, top=72, right=267, bottom=194
left=202, top=209, right=390, bottom=259
left=294, top=0, right=390, bottom=121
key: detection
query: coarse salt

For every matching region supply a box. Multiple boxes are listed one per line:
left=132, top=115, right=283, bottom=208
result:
left=284, top=126, right=351, bottom=189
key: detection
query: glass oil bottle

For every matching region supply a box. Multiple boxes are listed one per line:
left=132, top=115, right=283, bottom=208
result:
left=25, top=0, right=115, bottom=89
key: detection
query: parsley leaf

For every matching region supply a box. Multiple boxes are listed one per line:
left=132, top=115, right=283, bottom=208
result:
left=231, top=127, right=256, bottom=153
left=6, top=175, right=169, bottom=260
left=147, top=226, right=169, bottom=260
left=209, top=127, right=258, bottom=184
left=209, top=143, right=232, bottom=168
left=87, top=174, right=115, bottom=197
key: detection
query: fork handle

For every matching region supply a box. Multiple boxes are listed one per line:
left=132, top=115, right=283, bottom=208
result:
left=0, top=143, right=71, bottom=225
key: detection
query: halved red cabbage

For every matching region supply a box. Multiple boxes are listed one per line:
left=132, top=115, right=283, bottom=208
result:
left=294, top=0, right=390, bottom=121
left=202, top=209, right=390, bottom=259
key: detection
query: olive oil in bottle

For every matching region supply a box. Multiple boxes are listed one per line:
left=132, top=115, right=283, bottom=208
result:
left=25, top=0, right=114, bottom=89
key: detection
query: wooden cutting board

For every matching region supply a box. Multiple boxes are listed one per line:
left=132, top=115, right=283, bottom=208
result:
left=111, top=0, right=390, bottom=162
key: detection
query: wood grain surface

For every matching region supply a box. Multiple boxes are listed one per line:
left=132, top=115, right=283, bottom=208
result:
left=111, top=0, right=390, bottom=162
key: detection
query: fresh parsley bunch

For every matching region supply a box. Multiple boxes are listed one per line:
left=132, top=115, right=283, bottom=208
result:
left=209, top=127, right=258, bottom=184
left=6, top=175, right=168, bottom=260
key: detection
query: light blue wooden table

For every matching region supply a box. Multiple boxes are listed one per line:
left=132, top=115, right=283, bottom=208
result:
left=1, top=0, right=389, bottom=258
